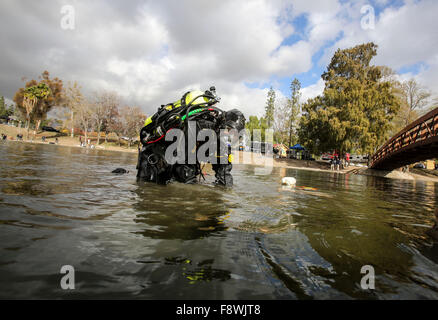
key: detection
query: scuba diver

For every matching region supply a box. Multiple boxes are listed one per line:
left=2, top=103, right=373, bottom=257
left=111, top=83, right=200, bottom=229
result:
left=136, top=87, right=245, bottom=187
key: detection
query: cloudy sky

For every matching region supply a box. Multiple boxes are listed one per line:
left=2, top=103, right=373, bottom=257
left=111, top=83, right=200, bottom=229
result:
left=0, top=0, right=437, bottom=118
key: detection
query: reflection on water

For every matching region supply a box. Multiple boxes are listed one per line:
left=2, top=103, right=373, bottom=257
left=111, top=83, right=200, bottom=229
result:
left=132, top=183, right=229, bottom=240
left=0, top=141, right=438, bottom=299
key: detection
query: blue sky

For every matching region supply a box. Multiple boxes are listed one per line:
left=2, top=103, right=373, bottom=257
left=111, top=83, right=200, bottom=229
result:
left=246, top=0, right=435, bottom=102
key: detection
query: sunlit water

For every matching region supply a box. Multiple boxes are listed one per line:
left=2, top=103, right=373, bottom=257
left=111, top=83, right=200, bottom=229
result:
left=0, top=141, right=438, bottom=299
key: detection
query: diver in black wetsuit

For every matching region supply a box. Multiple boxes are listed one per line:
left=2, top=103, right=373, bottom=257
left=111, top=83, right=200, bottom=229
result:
left=136, top=87, right=245, bottom=187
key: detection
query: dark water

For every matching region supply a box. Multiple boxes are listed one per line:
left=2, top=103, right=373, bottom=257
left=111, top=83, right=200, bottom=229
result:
left=0, top=141, right=438, bottom=299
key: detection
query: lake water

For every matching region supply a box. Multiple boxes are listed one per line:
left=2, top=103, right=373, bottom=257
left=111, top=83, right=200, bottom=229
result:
left=0, top=141, right=438, bottom=299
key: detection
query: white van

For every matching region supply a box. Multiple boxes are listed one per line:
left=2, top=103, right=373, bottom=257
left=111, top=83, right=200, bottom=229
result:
left=350, top=154, right=369, bottom=163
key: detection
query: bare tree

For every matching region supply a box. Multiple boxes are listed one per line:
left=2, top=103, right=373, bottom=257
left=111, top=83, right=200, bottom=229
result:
left=91, top=91, right=120, bottom=145
left=64, top=82, right=83, bottom=138
left=429, top=97, right=438, bottom=112
left=103, top=102, right=119, bottom=143
left=108, top=112, right=124, bottom=146
left=391, top=78, right=432, bottom=135
left=400, top=79, right=431, bottom=125
left=273, top=97, right=290, bottom=145
left=119, top=106, right=147, bottom=148
left=74, top=100, right=93, bottom=145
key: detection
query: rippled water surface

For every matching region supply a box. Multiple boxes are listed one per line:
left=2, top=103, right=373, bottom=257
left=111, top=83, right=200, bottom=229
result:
left=1, top=141, right=438, bottom=299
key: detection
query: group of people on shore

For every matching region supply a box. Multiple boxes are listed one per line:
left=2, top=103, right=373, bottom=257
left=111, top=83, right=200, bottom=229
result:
left=1, top=132, right=61, bottom=144
left=0, top=133, right=21, bottom=141
left=330, top=155, right=350, bottom=171
left=79, top=136, right=95, bottom=149
left=41, top=136, right=58, bottom=144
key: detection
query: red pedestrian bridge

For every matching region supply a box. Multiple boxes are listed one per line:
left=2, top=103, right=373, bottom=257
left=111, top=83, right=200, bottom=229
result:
left=370, top=107, right=438, bottom=170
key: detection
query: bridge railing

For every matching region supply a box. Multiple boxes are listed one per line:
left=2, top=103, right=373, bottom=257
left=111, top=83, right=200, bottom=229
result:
left=370, top=107, right=438, bottom=168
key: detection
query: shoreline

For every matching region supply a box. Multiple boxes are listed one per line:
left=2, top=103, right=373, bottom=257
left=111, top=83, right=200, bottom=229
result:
left=5, top=138, right=138, bottom=154
left=4, top=139, right=438, bottom=183
left=2, top=124, right=437, bottom=183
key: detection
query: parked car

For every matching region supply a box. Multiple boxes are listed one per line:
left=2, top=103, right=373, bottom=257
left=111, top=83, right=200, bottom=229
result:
left=349, top=154, right=369, bottom=163
left=413, top=163, right=426, bottom=169
left=42, top=126, right=60, bottom=133
left=321, top=152, right=339, bottom=160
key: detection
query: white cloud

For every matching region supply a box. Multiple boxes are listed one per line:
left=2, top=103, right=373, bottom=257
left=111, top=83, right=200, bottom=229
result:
left=268, top=41, right=313, bottom=76
left=289, top=0, right=341, bottom=17
left=0, top=0, right=437, bottom=121
left=371, top=0, right=438, bottom=69
left=417, top=54, right=438, bottom=95
left=301, top=79, right=325, bottom=103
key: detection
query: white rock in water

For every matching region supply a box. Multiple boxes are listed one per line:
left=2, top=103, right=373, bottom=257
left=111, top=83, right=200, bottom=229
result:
left=282, top=177, right=296, bottom=186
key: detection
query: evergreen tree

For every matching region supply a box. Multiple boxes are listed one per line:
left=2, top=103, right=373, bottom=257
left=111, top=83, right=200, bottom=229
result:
left=265, top=87, right=275, bottom=128
left=287, top=78, right=301, bottom=147
left=298, top=43, right=400, bottom=157
left=245, top=115, right=269, bottom=142
left=0, top=96, right=7, bottom=118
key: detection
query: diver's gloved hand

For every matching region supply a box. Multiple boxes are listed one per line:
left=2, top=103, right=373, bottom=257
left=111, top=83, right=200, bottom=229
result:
left=173, top=164, right=199, bottom=184
left=212, top=164, right=233, bottom=187
left=136, top=147, right=173, bottom=185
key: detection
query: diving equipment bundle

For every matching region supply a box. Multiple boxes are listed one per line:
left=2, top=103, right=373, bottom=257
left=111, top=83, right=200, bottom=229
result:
left=136, top=87, right=245, bottom=186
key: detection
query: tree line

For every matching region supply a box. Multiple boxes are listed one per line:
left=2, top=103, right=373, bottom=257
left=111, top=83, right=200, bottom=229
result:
left=3, top=71, right=147, bottom=146
left=246, top=42, right=437, bottom=158
left=63, top=82, right=146, bottom=147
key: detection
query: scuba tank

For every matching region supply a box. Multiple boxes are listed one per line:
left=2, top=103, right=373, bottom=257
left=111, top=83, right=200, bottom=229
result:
left=140, top=88, right=223, bottom=146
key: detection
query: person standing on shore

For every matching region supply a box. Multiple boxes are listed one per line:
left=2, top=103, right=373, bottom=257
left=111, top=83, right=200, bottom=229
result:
left=79, top=136, right=82, bottom=146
